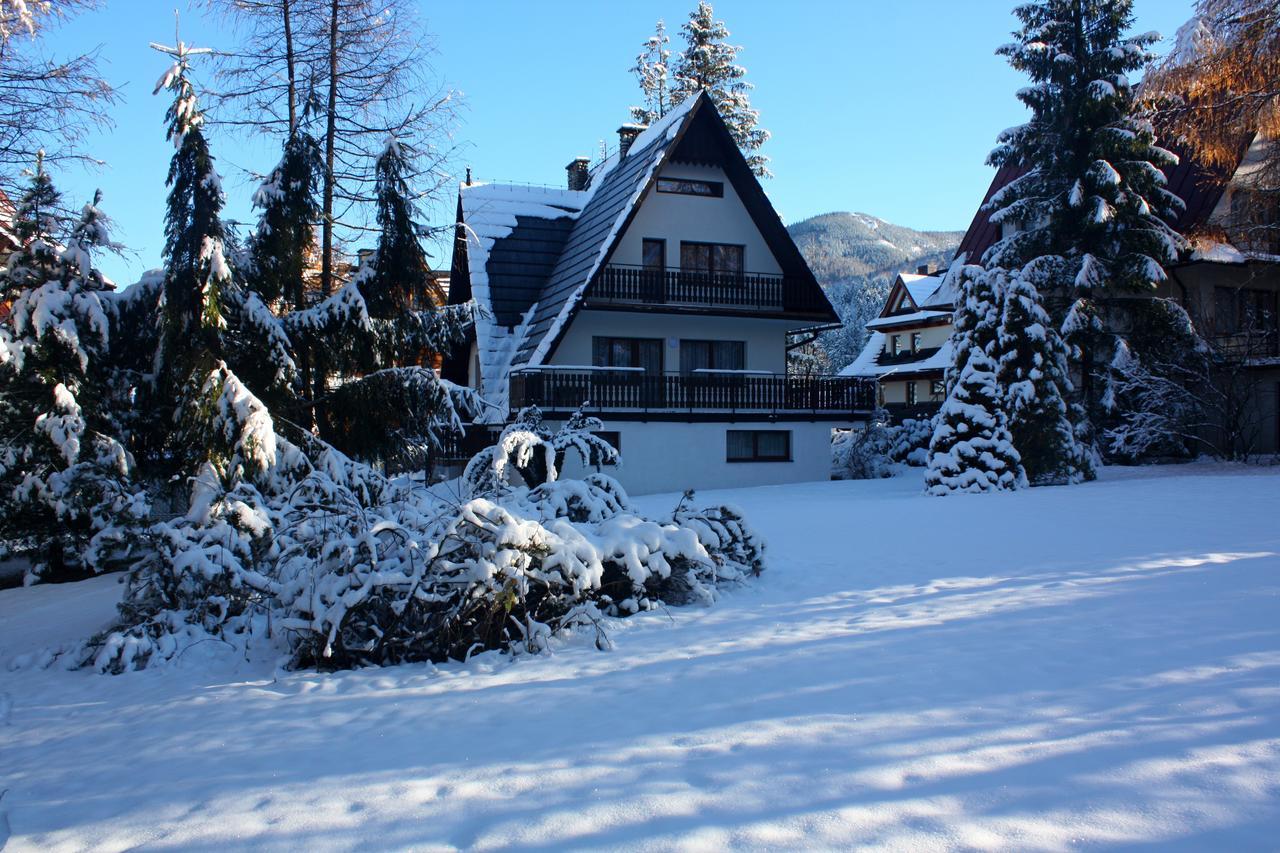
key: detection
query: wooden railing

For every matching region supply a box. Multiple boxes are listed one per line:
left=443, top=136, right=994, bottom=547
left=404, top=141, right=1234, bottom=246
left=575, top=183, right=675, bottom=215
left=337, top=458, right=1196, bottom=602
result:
left=586, top=264, right=829, bottom=314
left=510, top=369, right=876, bottom=415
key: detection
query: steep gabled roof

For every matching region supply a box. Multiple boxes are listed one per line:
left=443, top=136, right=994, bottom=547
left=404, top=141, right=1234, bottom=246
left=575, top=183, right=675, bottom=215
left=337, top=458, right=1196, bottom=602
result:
left=513, top=92, right=836, bottom=366
left=450, top=182, right=589, bottom=420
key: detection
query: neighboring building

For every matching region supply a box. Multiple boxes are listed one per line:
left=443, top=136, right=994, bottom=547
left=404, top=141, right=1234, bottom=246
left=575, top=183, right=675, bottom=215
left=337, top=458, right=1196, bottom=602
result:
left=841, top=270, right=951, bottom=418
left=847, top=133, right=1280, bottom=453
left=444, top=93, right=874, bottom=495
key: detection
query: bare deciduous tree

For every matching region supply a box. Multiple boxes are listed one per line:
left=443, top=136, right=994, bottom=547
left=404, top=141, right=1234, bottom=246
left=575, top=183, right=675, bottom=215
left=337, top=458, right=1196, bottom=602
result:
left=0, top=0, right=117, bottom=182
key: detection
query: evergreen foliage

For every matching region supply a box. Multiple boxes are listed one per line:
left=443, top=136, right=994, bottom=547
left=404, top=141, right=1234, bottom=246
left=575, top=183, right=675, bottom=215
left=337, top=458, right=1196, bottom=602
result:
left=993, top=267, right=1094, bottom=485
left=630, top=19, right=671, bottom=125
left=359, top=137, right=441, bottom=319
left=984, top=0, right=1188, bottom=419
left=670, top=1, right=770, bottom=177
left=924, top=349, right=1027, bottom=496
left=0, top=169, right=148, bottom=582
left=247, top=131, right=323, bottom=309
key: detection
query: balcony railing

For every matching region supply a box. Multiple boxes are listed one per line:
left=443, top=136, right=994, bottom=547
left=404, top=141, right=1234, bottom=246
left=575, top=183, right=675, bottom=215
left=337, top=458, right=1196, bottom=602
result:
left=585, top=264, right=829, bottom=314
left=510, top=368, right=876, bottom=415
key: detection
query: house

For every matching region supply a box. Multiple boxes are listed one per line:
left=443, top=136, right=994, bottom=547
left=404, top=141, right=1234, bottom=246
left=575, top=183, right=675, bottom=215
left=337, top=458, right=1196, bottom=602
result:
left=846, top=133, right=1280, bottom=453
left=840, top=269, right=951, bottom=418
left=443, top=93, right=874, bottom=494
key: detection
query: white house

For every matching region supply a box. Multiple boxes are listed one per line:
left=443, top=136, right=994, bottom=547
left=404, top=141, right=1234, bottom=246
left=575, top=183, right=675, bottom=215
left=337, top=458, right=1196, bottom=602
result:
left=443, top=93, right=874, bottom=494
left=842, top=271, right=952, bottom=417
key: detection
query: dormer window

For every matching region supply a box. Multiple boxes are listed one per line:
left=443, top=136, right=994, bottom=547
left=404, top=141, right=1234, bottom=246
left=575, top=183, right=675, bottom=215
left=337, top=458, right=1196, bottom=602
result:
left=657, top=177, right=724, bottom=198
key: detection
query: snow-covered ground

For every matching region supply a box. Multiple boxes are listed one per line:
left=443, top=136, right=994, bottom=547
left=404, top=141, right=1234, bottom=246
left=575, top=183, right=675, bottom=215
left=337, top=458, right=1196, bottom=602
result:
left=2, top=464, right=1279, bottom=850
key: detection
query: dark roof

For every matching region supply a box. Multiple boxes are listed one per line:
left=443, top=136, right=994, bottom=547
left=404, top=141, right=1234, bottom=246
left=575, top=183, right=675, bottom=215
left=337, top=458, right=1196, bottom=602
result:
left=484, top=215, right=576, bottom=326
left=953, top=137, right=1251, bottom=264
left=513, top=99, right=695, bottom=365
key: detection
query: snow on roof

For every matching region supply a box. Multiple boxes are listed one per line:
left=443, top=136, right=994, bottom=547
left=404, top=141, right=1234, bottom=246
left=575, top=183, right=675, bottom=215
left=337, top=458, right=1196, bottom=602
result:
left=865, top=309, right=951, bottom=331
left=459, top=182, right=590, bottom=421
left=841, top=332, right=952, bottom=379
left=900, top=273, right=937, bottom=308
left=517, top=94, right=702, bottom=368
left=1189, top=239, right=1248, bottom=265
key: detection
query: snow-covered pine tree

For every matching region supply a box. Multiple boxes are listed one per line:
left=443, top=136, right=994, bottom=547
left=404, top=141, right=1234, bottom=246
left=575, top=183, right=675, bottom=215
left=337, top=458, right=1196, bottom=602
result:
left=358, top=137, right=440, bottom=319
left=0, top=168, right=148, bottom=582
left=924, top=348, right=1027, bottom=496
left=993, top=266, right=1094, bottom=485
left=984, top=0, right=1187, bottom=420
left=939, top=259, right=1001, bottom=397
left=671, top=1, right=770, bottom=177
left=152, top=36, right=232, bottom=401
left=247, top=131, right=322, bottom=310
left=630, top=19, right=671, bottom=125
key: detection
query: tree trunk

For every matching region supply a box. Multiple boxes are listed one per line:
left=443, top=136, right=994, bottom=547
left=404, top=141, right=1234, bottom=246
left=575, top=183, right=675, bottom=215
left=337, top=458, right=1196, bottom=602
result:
left=320, top=0, right=339, bottom=299
left=283, top=0, right=296, bottom=135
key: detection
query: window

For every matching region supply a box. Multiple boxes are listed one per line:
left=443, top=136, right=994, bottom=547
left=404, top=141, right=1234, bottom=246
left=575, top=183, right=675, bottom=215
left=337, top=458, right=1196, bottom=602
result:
left=594, top=431, right=621, bottom=453
left=656, top=177, right=724, bottom=198
left=726, top=430, right=791, bottom=462
left=911, top=332, right=922, bottom=353
left=1215, top=286, right=1279, bottom=337
left=906, top=381, right=918, bottom=406
left=591, top=337, right=663, bottom=374
left=642, top=238, right=665, bottom=271
left=930, top=380, right=946, bottom=398
left=680, top=339, right=745, bottom=374
left=680, top=241, right=744, bottom=276
left=890, top=334, right=902, bottom=356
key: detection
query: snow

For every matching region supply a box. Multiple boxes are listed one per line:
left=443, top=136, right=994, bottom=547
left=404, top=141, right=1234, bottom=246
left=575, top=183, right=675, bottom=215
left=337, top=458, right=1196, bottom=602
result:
left=1191, top=240, right=1248, bottom=265
left=865, top=309, right=951, bottom=330
left=2, top=465, right=1279, bottom=848
left=900, top=273, right=940, bottom=309
left=841, top=332, right=953, bottom=379
left=458, top=182, right=589, bottom=419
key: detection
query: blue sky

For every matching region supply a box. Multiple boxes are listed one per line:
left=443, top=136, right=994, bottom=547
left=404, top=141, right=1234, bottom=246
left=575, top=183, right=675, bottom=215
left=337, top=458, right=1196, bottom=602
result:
left=44, top=0, right=1193, bottom=287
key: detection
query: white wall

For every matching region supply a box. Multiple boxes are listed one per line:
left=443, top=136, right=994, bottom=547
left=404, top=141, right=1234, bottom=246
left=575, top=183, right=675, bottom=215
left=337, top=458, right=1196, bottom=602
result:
left=879, top=323, right=951, bottom=355
left=554, top=419, right=850, bottom=496
left=552, top=309, right=797, bottom=373
left=610, top=163, right=782, bottom=274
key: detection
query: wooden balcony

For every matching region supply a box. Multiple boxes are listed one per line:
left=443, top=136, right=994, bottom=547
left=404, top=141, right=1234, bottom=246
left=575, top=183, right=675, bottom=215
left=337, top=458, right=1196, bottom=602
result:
left=584, top=264, right=830, bottom=316
left=510, top=368, right=876, bottom=419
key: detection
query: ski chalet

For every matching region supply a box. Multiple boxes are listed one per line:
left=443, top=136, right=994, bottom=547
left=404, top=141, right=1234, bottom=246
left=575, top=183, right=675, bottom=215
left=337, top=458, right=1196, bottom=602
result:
left=443, top=93, right=874, bottom=494
left=845, top=132, right=1280, bottom=454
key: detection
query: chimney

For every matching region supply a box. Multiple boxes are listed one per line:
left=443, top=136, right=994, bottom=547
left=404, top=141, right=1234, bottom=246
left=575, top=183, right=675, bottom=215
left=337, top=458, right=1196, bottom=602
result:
left=566, top=156, right=590, bottom=191
left=617, top=123, right=646, bottom=158
left=917, top=264, right=931, bottom=275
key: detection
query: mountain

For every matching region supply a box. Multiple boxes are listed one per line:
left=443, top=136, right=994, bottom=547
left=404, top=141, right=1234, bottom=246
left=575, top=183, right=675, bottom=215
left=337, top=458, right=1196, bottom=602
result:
left=788, top=211, right=964, bottom=286
left=785, top=212, right=964, bottom=372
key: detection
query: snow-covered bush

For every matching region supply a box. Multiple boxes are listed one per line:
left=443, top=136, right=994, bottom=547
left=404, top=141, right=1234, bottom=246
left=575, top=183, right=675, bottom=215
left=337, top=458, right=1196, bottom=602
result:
left=832, top=410, right=895, bottom=480
left=88, top=399, right=765, bottom=673
left=888, top=416, right=934, bottom=466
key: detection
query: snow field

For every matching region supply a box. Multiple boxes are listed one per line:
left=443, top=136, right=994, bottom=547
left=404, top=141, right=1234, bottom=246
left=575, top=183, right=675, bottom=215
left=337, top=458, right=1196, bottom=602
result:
left=1, top=464, right=1279, bottom=850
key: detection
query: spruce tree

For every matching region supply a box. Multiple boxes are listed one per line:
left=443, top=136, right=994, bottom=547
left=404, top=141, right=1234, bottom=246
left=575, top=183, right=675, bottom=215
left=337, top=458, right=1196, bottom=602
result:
left=984, top=0, right=1187, bottom=420
left=671, top=1, right=770, bottom=177
left=152, top=36, right=232, bottom=397
left=993, top=267, right=1094, bottom=485
left=940, top=260, right=1001, bottom=397
left=924, top=349, right=1027, bottom=496
left=358, top=137, right=438, bottom=319
left=0, top=169, right=148, bottom=582
left=247, top=131, right=322, bottom=310
left=630, top=20, right=671, bottom=125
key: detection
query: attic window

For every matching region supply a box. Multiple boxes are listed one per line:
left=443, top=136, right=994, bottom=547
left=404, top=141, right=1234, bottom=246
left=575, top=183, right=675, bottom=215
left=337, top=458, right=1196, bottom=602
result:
left=657, top=178, right=724, bottom=198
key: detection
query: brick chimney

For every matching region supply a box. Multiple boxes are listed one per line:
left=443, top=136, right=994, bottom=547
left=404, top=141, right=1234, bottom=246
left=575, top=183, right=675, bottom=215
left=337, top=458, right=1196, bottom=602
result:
left=916, top=263, right=932, bottom=275
left=566, top=156, right=590, bottom=191
left=617, top=123, right=647, bottom=158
